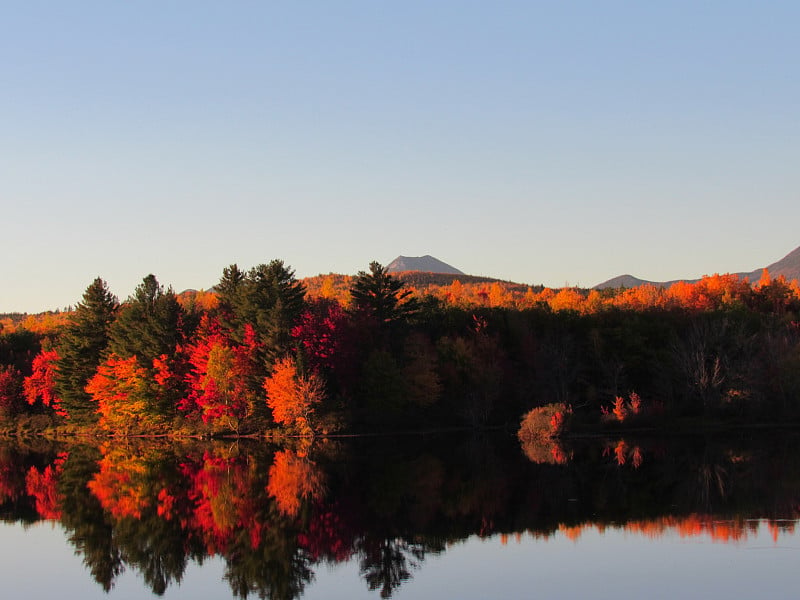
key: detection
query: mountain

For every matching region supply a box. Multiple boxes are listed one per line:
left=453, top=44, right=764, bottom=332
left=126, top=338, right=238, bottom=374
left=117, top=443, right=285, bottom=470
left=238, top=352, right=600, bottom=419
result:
left=595, top=275, right=656, bottom=289
left=386, top=255, right=464, bottom=275
left=741, top=245, right=800, bottom=283
left=595, top=244, right=800, bottom=289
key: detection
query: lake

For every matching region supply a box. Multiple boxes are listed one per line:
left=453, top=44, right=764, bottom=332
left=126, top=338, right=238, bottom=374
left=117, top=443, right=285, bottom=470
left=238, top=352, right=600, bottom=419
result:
left=0, top=431, right=798, bottom=599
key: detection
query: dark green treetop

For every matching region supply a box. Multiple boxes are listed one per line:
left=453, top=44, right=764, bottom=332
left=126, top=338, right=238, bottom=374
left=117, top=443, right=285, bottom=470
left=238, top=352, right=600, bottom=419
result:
left=108, top=274, right=184, bottom=364
left=217, top=259, right=306, bottom=368
left=350, top=261, right=418, bottom=325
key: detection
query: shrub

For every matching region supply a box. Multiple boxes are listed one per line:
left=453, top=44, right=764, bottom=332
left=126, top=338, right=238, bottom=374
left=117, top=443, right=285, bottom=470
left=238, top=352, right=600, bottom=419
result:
left=517, top=402, right=571, bottom=442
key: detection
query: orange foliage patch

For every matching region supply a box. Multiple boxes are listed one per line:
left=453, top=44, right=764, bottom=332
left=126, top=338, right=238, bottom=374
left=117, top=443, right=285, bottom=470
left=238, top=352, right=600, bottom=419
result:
left=267, top=449, right=325, bottom=518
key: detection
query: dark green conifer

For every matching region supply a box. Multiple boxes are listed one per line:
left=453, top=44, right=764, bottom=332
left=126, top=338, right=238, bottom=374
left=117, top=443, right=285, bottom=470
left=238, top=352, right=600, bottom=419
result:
left=55, top=277, right=118, bottom=424
left=350, top=261, right=418, bottom=325
left=108, top=274, right=183, bottom=364
left=216, top=259, right=306, bottom=369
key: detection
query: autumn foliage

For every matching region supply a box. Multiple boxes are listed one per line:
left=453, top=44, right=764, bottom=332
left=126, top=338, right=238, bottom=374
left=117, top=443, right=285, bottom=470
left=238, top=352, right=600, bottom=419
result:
left=23, top=349, right=66, bottom=416
left=180, top=317, right=261, bottom=432
left=267, top=449, right=326, bottom=518
left=264, top=357, right=326, bottom=435
left=85, top=355, right=155, bottom=432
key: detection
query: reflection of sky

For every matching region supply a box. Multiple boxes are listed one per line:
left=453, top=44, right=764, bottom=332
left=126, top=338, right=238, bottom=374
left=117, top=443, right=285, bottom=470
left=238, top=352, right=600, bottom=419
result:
left=307, top=526, right=800, bottom=600
left=3, top=521, right=796, bottom=599
left=0, top=522, right=226, bottom=600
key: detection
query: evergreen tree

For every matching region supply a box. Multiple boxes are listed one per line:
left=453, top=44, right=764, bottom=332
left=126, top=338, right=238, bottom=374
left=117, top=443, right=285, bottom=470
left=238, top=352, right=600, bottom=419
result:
left=350, top=261, right=418, bottom=325
left=216, top=260, right=306, bottom=369
left=249, top=260, right=306, bottom=367
left=108, top=274, right=184, bottom=364
left=216, top=263, right=247, bottom=333
left=55, top=277, right=118, bottom=424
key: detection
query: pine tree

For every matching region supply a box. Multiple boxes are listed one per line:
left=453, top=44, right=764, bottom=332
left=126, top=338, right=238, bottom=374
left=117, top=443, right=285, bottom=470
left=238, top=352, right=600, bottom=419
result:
left=350, top=261, right=418, bottom=325
left=55, top=278, right=118, bottom=424
left=108, top=274, right=183, bottom=364
left=249, top=260, right=306, bottom=367
left=216, top=260, right=306, bottom=369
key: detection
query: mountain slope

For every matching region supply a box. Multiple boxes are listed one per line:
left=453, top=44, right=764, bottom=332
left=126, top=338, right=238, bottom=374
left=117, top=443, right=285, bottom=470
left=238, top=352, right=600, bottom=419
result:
left=742, top=245, right=800, bottom=283
left=386, top=255, right=464, bottom=275
left=595, top=244, right=800, bottom=289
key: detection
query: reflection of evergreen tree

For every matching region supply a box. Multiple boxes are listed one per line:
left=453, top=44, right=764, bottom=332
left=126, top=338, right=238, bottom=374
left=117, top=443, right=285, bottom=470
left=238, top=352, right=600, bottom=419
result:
left=57, top=445, right=123, bottom=592
left=223, top=508, right=313, bottom=600
left=115, top=514, right=195, bottom=596
left=358, top=537, right=426, bottom=599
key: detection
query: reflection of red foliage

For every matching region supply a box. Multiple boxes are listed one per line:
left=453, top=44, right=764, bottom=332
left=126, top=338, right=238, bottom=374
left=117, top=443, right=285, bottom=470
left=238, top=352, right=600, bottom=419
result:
left=181, top=451, right=263, bottom=553
left=604, top=440, right=644, bottom=469
left=298, top=503, right=355, bottom=562
left=157, top=487, right=177, bottom=520
left=614, top=440, right=628, bottom=465
left=631, top=446, right=643, bottom=469
left=25, top=453, right=67, bottom=520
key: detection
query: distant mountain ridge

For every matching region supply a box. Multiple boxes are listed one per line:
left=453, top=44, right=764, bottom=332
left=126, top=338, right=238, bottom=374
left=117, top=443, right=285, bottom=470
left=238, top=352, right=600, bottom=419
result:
left=386, top=255, right=464, bottom=275
left=595, top=244, right=800, bottom=289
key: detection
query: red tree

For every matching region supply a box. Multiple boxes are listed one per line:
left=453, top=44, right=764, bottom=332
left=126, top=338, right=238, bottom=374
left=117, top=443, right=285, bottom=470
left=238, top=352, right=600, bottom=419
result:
left=23, top=350, right=66, bottom=417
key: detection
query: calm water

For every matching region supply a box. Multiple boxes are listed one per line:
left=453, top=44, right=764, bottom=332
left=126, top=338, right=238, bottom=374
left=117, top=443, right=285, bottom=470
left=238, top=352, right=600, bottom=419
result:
left=1, top=432, right=798, bottom=599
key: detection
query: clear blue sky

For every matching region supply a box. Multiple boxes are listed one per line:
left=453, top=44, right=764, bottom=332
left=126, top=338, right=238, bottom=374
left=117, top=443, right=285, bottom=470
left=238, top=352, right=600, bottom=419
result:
left=2, top=1, right=798, bottom=312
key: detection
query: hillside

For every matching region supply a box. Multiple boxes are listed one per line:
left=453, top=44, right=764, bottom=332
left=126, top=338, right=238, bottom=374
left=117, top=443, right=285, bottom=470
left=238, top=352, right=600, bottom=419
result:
left=596, top=244, right=800, bottom=289
left=742, top=245, right=800, bottom=283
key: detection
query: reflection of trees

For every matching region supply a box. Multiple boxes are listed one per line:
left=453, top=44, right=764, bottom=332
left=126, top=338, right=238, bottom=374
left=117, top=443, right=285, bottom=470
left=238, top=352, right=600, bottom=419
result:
left=57, top=444, right=123, bottom=592
left=2, top=433, right=800, bottom=597
left=114, top=510, right=197, bottom=596
left=224, top=520, right=313, bottom=600
left=268, top=449, right=326, bottom=518
left=358, top=537, right=426, bottom=599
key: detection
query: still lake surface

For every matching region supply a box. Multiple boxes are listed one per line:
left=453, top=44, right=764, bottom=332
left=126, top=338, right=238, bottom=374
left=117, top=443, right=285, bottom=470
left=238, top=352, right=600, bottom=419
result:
left=1, top=431, right=798, bottom=599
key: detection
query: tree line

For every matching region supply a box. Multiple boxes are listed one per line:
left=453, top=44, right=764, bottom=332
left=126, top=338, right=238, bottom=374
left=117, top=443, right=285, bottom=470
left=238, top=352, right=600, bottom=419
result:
left=2, top=260, right=800, bottom=435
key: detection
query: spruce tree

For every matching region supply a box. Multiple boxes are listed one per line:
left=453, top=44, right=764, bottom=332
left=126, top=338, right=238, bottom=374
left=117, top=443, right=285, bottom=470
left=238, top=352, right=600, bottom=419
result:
left=249, top=260, right=306, bottom=367
left=55, top=278, right=118, bottom=424
left=350, top=261, right=418, bottom=325
left=108, top=274, right=183, bottom=364
left=216, top=260, right=306, bottom=369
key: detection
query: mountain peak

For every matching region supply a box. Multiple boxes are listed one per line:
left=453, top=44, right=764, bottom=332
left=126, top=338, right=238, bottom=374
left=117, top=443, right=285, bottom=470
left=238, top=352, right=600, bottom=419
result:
left=386, top=255, right=464, bottom=275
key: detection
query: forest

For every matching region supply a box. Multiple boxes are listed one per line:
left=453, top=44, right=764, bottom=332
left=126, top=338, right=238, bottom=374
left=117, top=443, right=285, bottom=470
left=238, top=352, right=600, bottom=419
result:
left=1, top=260, right=800, bottom=437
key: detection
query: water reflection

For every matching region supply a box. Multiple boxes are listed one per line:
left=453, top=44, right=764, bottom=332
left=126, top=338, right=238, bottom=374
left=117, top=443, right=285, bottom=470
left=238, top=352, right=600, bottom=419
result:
left=0, top=432, right=799, bottom=598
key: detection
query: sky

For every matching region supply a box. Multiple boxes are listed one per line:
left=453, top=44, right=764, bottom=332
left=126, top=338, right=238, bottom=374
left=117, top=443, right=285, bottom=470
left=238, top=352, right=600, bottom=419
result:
left=2, top=1, right=798, bottom=313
